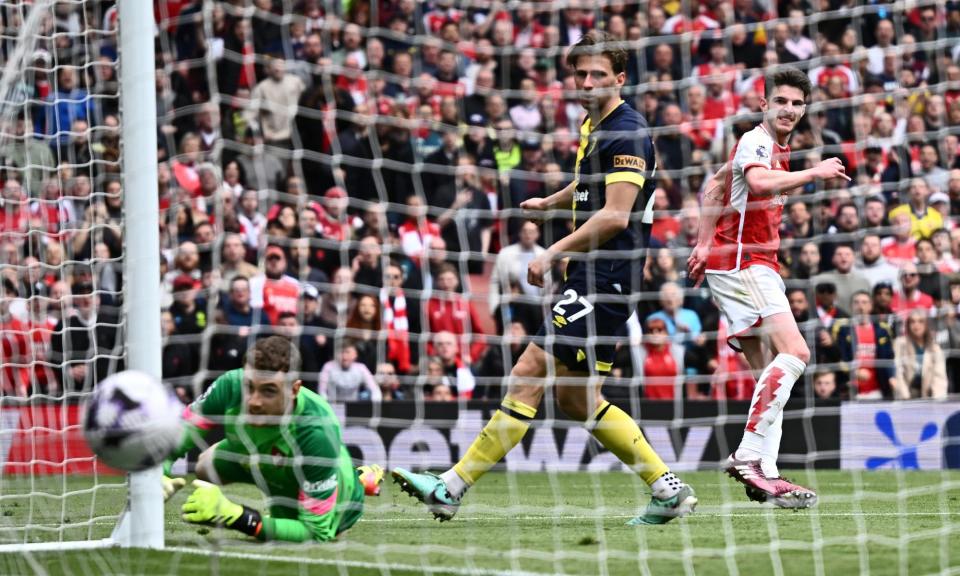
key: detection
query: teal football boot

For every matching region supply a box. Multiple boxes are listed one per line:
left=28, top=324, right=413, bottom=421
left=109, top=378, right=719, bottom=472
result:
left=626, top=484, right=698, bottom=525
left=391, top=468, right=461, bottom=522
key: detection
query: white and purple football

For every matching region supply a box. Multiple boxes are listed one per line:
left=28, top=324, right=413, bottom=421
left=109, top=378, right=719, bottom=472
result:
left=82, top=370, right=183, bottom=471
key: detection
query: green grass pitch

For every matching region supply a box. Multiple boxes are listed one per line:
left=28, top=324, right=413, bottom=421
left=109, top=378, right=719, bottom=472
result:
left=2, top=470, right=959, bottom=575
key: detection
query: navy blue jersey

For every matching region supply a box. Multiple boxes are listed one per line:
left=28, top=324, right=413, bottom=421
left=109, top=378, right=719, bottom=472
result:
left=571, top=99, right=656, bottom=280
left=533, top=100, right=657, bottom=374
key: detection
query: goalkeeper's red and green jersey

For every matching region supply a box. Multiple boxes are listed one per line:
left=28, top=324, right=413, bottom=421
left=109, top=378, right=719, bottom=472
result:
left=166, top=368, right=363, bottom=542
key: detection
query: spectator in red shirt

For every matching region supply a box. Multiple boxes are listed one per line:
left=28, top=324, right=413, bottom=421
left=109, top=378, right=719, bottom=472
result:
left=398, top=194, right=442, bottom=268
left=0, top=285, right=31, bottom=396
left=24, top=293, right=58, bottom=393
left=692, top=38, right=737, bottom=92
left=250, top=244, right=300, bottom=325
left=649, top=188, right=679, bottom=246
left=680, top=84, right=719, bottom=149
left=711, top=317, right=756, bottom=401
left=427, top=263, right=486, bottom=365
left=890, top=261, right=935, bottom=317
left=381, top=262, right=413, bottom=375
left=636, top=317, right=686, bottom=400
left=315, top=187, right=351, bottom=243
left=808, top=42, right=858, bottom=97
left=0, top=179, right=28, bottom=245
left=702, top=76, right=738, bottom=121
left=513, top=4, right=545, bottom=48
left=881, top=211, right=917, bottom=264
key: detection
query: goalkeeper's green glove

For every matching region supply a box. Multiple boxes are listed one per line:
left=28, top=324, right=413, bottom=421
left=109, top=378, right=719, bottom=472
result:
left=162, top=476, right=186, bottom=502
left=181, top=480, right=263, bottom=538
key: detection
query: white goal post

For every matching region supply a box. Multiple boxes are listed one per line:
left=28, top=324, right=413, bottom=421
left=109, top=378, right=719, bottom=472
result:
left=114, top=0, right=164, bottom=550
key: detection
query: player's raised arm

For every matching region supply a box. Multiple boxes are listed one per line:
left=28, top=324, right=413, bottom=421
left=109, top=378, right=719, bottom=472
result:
left=744, top=156, right=850, bottom=197
left=687, top=162, right=729, bottom=287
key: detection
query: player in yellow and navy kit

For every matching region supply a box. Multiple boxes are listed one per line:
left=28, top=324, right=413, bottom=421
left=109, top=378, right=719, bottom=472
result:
left=539, top=73, right=657, bottom=376
left=393, top=31, right=697, bottom=526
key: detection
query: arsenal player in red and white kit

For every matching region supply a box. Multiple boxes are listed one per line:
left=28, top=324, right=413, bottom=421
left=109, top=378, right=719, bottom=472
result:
left=687, top=67, right=850, bottom=509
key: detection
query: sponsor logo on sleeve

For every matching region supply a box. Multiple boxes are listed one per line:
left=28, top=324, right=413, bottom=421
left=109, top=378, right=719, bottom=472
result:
left=302, top=475, right=338, bottom=494
left=613, top=155, right=646, bottom=170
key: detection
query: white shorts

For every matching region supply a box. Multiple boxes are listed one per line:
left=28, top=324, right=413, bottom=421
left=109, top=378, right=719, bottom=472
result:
left=705, top=265, right=791, bottom=352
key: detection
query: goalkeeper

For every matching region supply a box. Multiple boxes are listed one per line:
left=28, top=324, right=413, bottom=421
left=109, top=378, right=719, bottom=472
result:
left=161, top=336, right=383, bottom=542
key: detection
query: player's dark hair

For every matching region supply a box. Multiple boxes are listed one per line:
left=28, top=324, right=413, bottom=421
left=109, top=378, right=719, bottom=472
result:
left=766, top=66, right=812, bottom=100
left=565, top=30, right=627, bottom=75
left=247, top=335, right=301, bottom=376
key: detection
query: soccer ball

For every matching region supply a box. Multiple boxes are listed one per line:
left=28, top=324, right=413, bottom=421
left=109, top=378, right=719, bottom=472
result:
left=82, top=370, right=184, bottom=472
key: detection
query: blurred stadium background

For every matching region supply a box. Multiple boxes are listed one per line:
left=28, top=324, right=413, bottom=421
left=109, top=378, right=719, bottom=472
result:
left=2, top=0, right=957, bottom=405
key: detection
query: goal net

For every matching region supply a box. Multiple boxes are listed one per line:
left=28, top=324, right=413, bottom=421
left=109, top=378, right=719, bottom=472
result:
left=0, top=0, right=130, bottom=550
left=0, top=0, right=164, bottom=555
left=2, top=0, right=960, bottom=573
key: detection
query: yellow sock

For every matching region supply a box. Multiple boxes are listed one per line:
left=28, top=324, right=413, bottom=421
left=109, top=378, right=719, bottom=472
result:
left=588, top=401, right=669, bottom=485
left=452, top=397, right=537, bottom=485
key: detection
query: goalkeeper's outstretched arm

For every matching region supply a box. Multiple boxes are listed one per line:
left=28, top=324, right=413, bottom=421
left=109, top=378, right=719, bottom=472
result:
left=162, top=370, right=243, bottom=499
left=180, top=480, right=339, bottom=542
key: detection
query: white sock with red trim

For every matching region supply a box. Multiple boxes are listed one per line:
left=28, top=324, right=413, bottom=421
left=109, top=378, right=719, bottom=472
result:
left=735, top=354, right=805, bottom=462
left=761, top=410, right=783, bottom=478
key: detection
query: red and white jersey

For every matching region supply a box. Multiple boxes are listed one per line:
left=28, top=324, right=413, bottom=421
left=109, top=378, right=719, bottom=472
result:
left=706, top=124, right=790, bottom=274
left=808, top=65, right=858, bottom=97
left=249, top=274, right=300, bottom=325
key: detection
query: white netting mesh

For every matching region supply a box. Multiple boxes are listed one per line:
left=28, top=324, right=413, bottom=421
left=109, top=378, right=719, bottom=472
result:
left=0, top=0, right=128, bottom=549
left=1, top=0, right=960, bottom=573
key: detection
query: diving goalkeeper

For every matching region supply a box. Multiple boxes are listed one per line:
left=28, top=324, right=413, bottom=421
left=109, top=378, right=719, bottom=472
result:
left=161, top=336, right=383, bottom=542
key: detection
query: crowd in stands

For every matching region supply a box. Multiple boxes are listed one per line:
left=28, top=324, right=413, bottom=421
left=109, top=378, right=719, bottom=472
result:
left=0, top=0, right=959, bottom=403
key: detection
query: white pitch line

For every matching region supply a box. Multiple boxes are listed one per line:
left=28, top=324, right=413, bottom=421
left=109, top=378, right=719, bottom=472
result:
left=164, top=546, right=560, bottom=576
left=359, top=511, right=960, bottom=522
left=7, top=510, right=960, bottom=532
